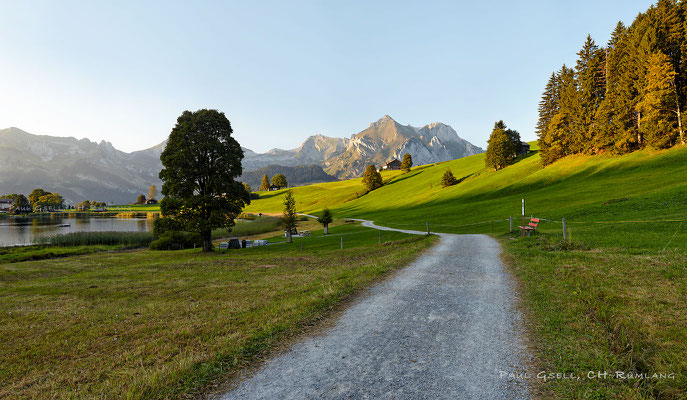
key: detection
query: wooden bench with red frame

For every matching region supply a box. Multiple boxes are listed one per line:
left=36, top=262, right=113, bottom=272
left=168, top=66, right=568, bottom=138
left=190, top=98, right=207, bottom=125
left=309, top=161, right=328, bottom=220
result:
left=518, top=217, right=540, bottom=236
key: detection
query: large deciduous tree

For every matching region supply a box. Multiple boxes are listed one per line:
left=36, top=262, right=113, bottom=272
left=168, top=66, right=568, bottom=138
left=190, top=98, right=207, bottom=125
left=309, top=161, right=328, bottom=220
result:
left=271, top=174, right=288, bottom=189
left=159, top=109, right=250, bottom=252
left=28, top=188, right=50, bottom=207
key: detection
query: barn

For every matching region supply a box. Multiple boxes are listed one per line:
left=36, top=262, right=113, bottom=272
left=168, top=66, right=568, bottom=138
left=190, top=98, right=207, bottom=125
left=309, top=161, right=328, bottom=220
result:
left=381, top=159, right=402, bottom=171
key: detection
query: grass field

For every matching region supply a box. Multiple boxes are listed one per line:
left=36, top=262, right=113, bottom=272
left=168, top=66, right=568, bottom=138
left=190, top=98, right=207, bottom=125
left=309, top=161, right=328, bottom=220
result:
left=245, top=144, right=687, bottom=399
left=0, top=224, right=436, bottom=399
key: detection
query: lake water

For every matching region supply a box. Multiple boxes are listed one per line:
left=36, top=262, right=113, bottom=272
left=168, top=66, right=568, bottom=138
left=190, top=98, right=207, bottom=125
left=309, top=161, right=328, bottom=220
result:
left=0, top=216, right=152, bottom=247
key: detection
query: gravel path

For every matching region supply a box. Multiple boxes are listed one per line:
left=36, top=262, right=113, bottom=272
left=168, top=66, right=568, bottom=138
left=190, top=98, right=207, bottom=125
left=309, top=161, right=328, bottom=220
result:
left=218, top=220, right=530, bottom=399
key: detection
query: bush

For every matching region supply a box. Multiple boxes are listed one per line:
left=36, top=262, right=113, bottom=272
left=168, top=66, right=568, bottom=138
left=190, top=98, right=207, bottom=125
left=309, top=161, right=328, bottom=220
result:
left=441, top=169, right=458, bottom=187
left=149, top=231, right=201, bottom=250
left=153, top=217, right=183, bottom=238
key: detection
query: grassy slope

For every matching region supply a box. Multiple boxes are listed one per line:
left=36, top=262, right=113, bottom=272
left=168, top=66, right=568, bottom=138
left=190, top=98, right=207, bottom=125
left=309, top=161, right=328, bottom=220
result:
left=246, top=145, right=687, bottom=399
left=0, top=224, right=436, bottom=400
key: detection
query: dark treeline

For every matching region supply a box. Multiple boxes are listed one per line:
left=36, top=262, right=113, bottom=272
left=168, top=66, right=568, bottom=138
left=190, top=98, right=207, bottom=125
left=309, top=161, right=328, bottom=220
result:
left=537, top=0, right=687, bottom=165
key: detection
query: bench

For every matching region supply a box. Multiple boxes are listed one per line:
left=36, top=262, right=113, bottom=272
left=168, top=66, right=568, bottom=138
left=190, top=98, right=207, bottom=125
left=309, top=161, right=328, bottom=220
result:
left=518, top=217, right=540, bottom=237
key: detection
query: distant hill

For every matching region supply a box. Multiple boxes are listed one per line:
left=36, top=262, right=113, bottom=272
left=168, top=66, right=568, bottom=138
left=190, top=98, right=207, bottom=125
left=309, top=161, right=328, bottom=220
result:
left=239, top=164, right=338, bottom=190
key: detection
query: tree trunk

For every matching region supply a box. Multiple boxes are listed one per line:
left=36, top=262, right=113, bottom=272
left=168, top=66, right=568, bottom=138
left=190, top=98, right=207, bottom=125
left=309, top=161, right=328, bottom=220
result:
left=201, top=229, right=213, bottom=252
left=637, top=110, right=642, bottom=144
left=286, top=230, right=292, bottom=243
left=324, top=224, right=329, bottom=235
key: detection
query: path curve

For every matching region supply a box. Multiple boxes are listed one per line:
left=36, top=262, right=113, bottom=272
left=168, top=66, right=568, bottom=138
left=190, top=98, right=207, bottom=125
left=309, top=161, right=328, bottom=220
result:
left=218, top=219, right=530, bottom=399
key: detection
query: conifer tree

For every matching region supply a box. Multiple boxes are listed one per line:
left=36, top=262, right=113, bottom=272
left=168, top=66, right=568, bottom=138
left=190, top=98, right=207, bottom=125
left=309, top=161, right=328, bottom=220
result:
left=637, top=52, right=681, bottom=147
left=400, top=153, right=413, bottom=172
left=440, top=169, right=457, bottom=187
left=282, top=190, right=297, bottom=243
left=260, top=174, right=270, bottom=191
left=362, top=165, right=383, bottom=191
left=485, top=122, right=514, bottom=171
left=317, top=208, right=334, bottom=234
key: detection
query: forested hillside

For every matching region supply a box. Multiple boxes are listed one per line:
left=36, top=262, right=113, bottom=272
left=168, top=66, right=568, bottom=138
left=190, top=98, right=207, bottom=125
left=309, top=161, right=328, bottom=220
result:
left=537, top=0, right=687, bottom=165
left=239, top=164, right=338, bottom=190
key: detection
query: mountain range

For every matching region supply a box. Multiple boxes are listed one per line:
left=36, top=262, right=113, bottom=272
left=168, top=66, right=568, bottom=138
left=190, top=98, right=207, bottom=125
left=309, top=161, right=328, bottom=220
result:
left=0, top=116, right=481, bottom=204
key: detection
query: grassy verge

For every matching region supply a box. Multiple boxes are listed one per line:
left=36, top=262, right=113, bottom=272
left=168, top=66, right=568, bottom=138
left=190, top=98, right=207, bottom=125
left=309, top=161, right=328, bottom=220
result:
left=211, top=216, right=282, bottom=239
left=0, top=224, right=436, bottom=399
left=503, top=230, right=686, bottom=399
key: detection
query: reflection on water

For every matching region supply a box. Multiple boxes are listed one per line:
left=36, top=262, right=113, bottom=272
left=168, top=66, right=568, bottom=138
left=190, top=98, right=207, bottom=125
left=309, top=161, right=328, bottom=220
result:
left=0, top=215, right=152, bottom=246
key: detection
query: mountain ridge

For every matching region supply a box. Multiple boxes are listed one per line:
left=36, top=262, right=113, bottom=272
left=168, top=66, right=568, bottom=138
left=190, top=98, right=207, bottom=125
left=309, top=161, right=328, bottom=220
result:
left=0, top=116, right=482, bottom=203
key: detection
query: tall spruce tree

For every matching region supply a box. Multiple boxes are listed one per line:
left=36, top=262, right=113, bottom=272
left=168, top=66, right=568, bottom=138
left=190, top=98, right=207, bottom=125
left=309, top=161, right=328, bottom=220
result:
left=485, top=121, right=515, bottom=171
left=400, top=153, right=413, bottom=172
left=637, top=52, right=681, bottom=147
left=260, top=174, right=270, bottom=191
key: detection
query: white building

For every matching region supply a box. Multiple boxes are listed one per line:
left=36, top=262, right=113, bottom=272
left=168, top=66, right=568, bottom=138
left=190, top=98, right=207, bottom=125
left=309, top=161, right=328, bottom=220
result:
left=0, top=198, right=13, bottom=212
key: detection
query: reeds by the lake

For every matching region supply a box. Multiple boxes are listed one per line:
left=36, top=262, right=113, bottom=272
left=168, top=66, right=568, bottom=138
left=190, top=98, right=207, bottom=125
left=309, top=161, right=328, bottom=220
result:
left=35, top=231, right=154, bottom=247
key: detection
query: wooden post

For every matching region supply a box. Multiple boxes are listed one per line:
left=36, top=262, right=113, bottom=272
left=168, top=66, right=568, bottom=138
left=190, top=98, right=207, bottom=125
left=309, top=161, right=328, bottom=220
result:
left=562, top=218, right=567, bottom=243
left=522, top=199, right=525, bottom=238
left=509, top=216, right=513, bottom=232
left=426, top=221, right=430, bottom=235
left=340, top=236, right=343, bottom=249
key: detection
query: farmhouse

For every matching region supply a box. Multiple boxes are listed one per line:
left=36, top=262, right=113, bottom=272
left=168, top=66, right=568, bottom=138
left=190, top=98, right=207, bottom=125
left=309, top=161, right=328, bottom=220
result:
left=519, top=142, right=531, bottom=155
left=0, top=198, right=13, bottom=212
left=381, top=158, right=402, bottom=171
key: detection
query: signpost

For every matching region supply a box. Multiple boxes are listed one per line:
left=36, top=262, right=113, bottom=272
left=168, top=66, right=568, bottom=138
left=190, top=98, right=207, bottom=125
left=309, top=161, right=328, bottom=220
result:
left=522, top=198, right=525, bottom=238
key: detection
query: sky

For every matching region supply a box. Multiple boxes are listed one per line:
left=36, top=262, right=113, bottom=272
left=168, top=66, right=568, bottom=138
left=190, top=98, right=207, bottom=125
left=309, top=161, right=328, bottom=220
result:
left=0, top=0, right=656, bottom=153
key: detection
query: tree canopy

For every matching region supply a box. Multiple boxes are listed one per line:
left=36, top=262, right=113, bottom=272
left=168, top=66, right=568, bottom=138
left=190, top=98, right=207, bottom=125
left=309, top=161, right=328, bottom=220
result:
left=401, top=153, right=413, bottom=172
left=537, top=1, right=687, bottom=165
left=485, top=121, right=518, bottom=171
left=271, top=174, right=288, bottom=189
left=28, top=188, right=50, bottom=206
left=159, top=109, right=249, bottom=251
left=441, top=169, right=458, bottom=188
left=148, top=185, right=157, bottom=201
left=260, top=174, right=270, bottom=191
left=362, top=165, right=383, bottom=191
left=282, top=190, right=297, bottom=242
left=317, top=207, right=333, bottom=234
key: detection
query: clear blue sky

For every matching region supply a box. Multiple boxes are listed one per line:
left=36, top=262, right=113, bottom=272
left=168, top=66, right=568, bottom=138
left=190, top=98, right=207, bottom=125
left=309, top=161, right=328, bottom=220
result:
left=0, top=0, right=655, bottom=153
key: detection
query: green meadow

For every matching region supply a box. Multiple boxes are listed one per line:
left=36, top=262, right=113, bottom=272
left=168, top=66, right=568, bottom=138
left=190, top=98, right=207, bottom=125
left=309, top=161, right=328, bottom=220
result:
left=246, top=144, right=687, bottom=399
left=3, top=144, right=687, bottom=399
left=0, top=224, right=434, bottom=399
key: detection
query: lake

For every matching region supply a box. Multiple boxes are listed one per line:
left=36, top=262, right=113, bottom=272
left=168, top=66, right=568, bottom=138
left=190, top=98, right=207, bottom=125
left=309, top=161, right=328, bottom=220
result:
left=0, top=215, right=152, bottom=247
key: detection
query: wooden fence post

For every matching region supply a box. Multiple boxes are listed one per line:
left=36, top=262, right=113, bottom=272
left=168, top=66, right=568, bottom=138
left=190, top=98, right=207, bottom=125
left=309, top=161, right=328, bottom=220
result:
left=340, top=236, right=343, bottom=249
left=509, top=216, right=513, bottom=232
left=426, top=221, right=430, bottom=235
left=562, top=218, right=567, bottom=243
